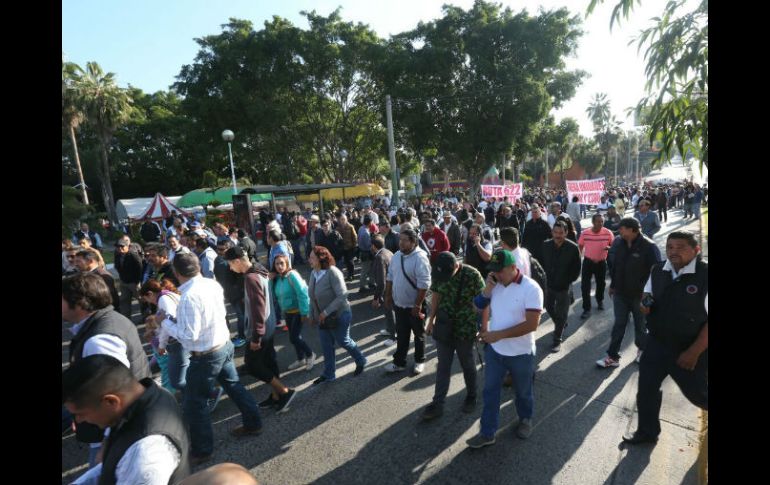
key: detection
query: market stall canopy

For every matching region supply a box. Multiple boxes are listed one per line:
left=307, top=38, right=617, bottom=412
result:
left=136, top=193, right=191, bottom=221
left=177, top=186, right=272, bottom=207
left=295, top=183, right=383, bottom=202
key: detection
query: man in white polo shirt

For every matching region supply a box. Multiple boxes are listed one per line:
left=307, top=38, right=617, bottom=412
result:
left=466, top=249, right=543, bottom=448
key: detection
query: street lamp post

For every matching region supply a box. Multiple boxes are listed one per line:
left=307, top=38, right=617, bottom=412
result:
left=222, top=129, right=237, bottom=194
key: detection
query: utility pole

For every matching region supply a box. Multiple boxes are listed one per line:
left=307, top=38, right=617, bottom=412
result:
left=385, top=95, right=399, bottom=207
left=544, top=147, right=549, bottom=188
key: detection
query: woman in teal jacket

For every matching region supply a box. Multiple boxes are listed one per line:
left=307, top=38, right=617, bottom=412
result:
left=271, top=253, right=316, bottom=371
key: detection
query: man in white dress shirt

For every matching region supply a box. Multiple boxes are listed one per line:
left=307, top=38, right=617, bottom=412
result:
left=169, top=254, right=263, bottom=465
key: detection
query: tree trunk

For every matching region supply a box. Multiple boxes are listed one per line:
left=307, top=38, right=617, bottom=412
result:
left=513, top=158, right=520, bottom=183
left=98, top=139, right=118, bottom=227
left=69, top=125, right=89, bottom=205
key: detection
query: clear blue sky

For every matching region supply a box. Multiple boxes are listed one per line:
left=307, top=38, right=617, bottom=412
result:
left=63, top=0, right=678, bottom=137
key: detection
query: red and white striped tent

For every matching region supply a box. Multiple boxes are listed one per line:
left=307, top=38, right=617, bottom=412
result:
left=135, top=193, right=191, bottom=221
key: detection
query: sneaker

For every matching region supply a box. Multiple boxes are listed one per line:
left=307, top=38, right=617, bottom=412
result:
left=229, top=425, right=263, bottom=438
left=384, top=362, right=406, bottom=373
left=288, top=359, right=306, bottom=371
left=378, top=329, right=391, bottom=337
left=596, top=356, right=620, bottom=368
left=516, top=418, right=533, bottom=439
left=580, top=310, right=591, bottom=319
left=258, top=394, right=277, bottom=409
left=421, top=403, right=444, bottom=420
left=466, top=433, right=496, bottom=449
left=313, top=376, right=329, bottom=385
left=231, top=337, right=247, bottom=348
left=354, top=359, right=366, bottom=376
left=551, top=343, right=561, bottom=353
left=414, top=363, right=425, bottom=374
left=383, top=338, right=397, bottom=347
left=635, top=350, right=643, bottom=364
left=622, top=431, right=658, bottom=445
left=207, top=386, right=224, bottom=413
left=462, top=396, right=476, bottom=414
left=597, top=301, right=604, bottom=311
left=275, top=389, right=296, bottom=414
left=305, top=352, right=316, bottom=371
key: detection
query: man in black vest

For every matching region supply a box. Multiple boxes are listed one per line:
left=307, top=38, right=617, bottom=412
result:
left=63, top=272, right=151, bottom=468
left=623, top=231, right=708, bottom=445
left=140, top=216, right=163, bottom=243
left=597, top=218, right=662, bottom=368
left=63, top=355, right=190, bottom=484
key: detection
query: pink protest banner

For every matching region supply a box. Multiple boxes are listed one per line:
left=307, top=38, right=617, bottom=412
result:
left=566, top=178, right=606, bottom=205
left=480, top=183, right=523, bottom=202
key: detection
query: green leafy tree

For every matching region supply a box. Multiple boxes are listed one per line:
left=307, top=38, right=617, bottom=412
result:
left=62, top=59, right=89, bottom=205
left=377, top=0, right=585, bottom=192
left=586, top=93, right=623, bottom=181
left=587, top=0, right=707, bottom=169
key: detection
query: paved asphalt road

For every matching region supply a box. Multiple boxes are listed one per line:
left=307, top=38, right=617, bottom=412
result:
left=62, top=206, right=704, bottom=485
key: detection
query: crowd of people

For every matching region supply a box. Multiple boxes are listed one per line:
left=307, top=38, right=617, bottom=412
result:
left=61, top=180, right=707, bottom=483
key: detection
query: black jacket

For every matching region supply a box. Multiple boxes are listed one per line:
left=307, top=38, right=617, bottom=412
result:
left=100, top=379, right=190, bottom=485
left=383, top=230, right=400, bottom=254
left=239, top=236, right=259, bottom=263
left=114, top=250, right=144, bottom=284
left=609, top=233, right=662, bottom=299
left=214, top=256, right=244, bottom=304
left=541, top=239, right=581, bottom=291
left=646, top=260, right=708, bottom=353
left=140, top=221, right=162, bottom=243
left=522, top=218, right=552, bottom=263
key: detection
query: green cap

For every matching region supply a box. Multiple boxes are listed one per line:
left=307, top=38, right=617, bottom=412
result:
left=486, top=249, right=516, bottom=273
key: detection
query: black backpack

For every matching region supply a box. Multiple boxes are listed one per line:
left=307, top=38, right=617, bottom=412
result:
left=529, top=255, right=548, bottom=294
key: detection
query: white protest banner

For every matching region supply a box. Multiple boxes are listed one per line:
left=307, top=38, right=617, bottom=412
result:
left=480, top=183, right=523, bottom=202
left=566, top=178, right=605, bottom=205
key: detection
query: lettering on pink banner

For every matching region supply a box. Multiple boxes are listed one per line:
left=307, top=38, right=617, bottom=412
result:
left=566, top=178, right=606, bottom=205
left=480, top=183, right=523, bottom=202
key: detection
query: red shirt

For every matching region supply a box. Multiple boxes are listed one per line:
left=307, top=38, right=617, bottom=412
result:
left=368, top=222, right=379, bottom=234
left=421, top=228, right=450, bottom=262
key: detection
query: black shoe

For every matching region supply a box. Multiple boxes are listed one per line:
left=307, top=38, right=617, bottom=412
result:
left=367, top=284, right=376, bottom=290
left=597, top=302, right=604, bottom=311
left=313, top=376, right=329, bottom=385
left=354, top=361, right=366, bottom=376
left=275, top=389, right=296, bottom=414
left=258, top=394, right=277, bottom=409
left=551, top=343, right=562, bottom=353
left=580, top=310, right=591, bottom=319
left=462, top=396, right=476, bottom=414
left=421, top=403, right=444, bottom=420
left=622, top=432, right=658, bottom=445
left=230, top=425, right=263, bottom=438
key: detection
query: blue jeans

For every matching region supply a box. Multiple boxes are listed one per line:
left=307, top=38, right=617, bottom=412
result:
left=480, top=345, right=535, bottom=438
left=232, top=300, right=246, bottom=340
left=318, top=310, right=366, bottom=380
left=183, top=340, right=262, bottom=456
left=166, top=339, right=190, bottom=392
left=607, top=294, right=647, bottom=360
left=290, top=239, right=304, bottom=264
left=286, top=312, right=314, bottom=361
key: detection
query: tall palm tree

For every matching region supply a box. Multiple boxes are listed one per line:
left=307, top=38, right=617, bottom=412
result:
left=75, top=62, right=132, bottom=225
left=62, top=59, right=89, bottom=205
left=586, top=93, right=622, bottom=181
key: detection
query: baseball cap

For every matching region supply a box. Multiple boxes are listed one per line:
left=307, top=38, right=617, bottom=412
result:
left=189, top=220, right=201, bottom=228
left=310, top=215, right=320, bottom=223
left=431, top=252, right=459, bottom=283
left=486, top=249, right=516, bottom=273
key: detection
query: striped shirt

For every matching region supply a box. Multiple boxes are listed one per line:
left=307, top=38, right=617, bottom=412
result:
left=578, top=227, right=615, bottom=262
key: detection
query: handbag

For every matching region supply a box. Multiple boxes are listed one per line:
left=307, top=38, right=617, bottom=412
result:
left=432, top=266, right=466, bottom=343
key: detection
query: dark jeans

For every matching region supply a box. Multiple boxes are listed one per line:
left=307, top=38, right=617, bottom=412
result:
left=290, top=239, right=304, bottom=264
left=232, top=300, right=246, bottom=340
left=658, top=205, right=668, bottom=222
left=318, top=310, right=366, bottom=380
left=393, top=306, right=426, bottom=367
left=607, top=294, right=647, bottom=360
left=286, top=312, right=314, bottom=361
left=581, top=259, right=607, bottom=311
left=432, top=339, right=477, bottom=405
left=338, top=248, right=356, bottom=278
left=184, top=340, right=261, bottom=456
left=545, top=288, right=571, bottom=343
left=244, top=336, right=281, bottom=383
left=166, top=339, right=190, bottom=392
left=382, top=306, right=396, bottom=338
left=637, top=338, right=708, bottom=438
